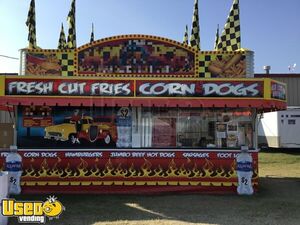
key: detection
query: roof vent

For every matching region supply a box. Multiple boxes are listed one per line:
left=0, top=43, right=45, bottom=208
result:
left=263, top=65, right=271, bottom=74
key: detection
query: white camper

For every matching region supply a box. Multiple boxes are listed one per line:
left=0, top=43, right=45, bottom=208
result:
left=258, top=108, right=300, bottom=148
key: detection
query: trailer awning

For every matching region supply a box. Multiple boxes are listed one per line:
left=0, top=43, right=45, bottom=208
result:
left=0, top=96, right=286, bottom=110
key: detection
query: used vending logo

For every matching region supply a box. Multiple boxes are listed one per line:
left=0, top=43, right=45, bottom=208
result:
left=1, top=196, right=65, bottom=224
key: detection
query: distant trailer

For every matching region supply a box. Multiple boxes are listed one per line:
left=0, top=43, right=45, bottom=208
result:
left=258, top=108, right=300, bottom=148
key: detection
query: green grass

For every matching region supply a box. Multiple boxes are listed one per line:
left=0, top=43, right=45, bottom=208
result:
left=259, top=150, right=300, bottom=178
left=7, top=150, right=300, bottom=225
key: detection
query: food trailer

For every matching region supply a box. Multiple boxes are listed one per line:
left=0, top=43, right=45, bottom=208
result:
left=0, top=34, right=287, bottom=194
left=0, top=0, right=287, bottom=194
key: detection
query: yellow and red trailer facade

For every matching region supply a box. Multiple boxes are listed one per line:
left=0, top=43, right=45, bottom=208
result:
left=0, top=35, right=286, bottom=194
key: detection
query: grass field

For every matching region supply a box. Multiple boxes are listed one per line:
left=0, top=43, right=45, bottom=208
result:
left=259, top=149, right=300, bottom=178
left=7, top=150, right=300, bottom=225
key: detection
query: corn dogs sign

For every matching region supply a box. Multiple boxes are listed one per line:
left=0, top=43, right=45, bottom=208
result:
left=4, top=78, right=263, bottom=98
left=136, top=81, right=261, bottom=97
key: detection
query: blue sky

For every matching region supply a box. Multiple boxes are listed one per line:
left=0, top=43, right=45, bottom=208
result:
left=0, top=0, right=299, bottom=74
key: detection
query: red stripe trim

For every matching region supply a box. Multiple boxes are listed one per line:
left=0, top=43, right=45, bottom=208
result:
left=0, top=97, right=286, bottom=109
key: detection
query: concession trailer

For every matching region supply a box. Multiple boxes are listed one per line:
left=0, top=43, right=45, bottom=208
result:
left=0, top=0, right=287, bottom=194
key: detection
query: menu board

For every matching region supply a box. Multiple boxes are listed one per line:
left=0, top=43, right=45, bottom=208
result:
left=23, top=117, right=53, bottom=127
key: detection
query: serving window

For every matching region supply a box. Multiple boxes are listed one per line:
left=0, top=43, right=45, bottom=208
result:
left=17, top=106, right=254, bottom=149
left=134, top=107, right=254, bottom=149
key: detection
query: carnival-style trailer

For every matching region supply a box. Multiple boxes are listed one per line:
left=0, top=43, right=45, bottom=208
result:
left=0, top=0, right=286, bottom=194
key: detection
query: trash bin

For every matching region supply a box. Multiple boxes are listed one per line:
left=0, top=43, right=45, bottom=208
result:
left=0, top=171, right=9, bottom=225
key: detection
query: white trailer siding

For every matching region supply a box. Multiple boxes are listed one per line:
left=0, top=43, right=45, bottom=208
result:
left=258, top=111, right=279, bottom=147
left=258, top=109, right=300, bottom=148
left=278, top=110, right=300, bottom=148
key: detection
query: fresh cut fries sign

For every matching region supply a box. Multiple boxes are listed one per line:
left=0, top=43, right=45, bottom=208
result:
left=4, top=77, right=264, bottom=98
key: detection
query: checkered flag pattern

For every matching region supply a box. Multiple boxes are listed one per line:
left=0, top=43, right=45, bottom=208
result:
left=26, top=0, right=37, bottom=49
left=67, top=0, right=76, bottom=49
left=58, top=52, right=75, bottom=76
left=183, top=25, right=189, bottom=45
left=58, top=23, right=67, bottom=49
left=214, top=24, right=219, bottom=50
left=90, top=23, right=94, bottom=43
left=190, top=0, right=200, bottom=50
left=199, top=54, right=211, bottom=78
left=217, top=0, right=241, bottom=51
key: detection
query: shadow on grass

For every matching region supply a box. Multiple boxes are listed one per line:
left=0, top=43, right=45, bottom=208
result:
left=260, top=148, right=300, bottom=155
left=8, top=177, right=300, bottom=225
